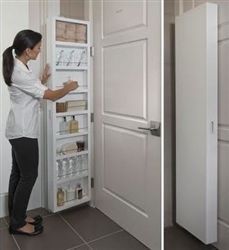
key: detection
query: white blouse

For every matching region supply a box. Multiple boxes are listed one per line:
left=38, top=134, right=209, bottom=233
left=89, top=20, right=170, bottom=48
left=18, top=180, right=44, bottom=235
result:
left=5, top=58, right=48, bottom=139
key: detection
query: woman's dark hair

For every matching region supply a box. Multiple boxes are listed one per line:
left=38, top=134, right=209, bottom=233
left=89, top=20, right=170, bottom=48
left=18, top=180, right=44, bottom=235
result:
left=2, top=29, right=42, bottom=86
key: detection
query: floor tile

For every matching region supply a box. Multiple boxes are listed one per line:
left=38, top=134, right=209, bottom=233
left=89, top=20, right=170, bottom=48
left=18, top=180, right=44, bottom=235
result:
left=14, top=214, right=83, bottom=250
left=89, top=231, right=149, bottom=250
left=72, top=244, right=90, bottom=250
left=60, top=205, right=121, bottom=242
left=26, top=207, right=52, bottom=218
left=0, top=228, right=18, bottom=250
left=0, top=218, right=7, bottom=229
left=165, top=226, right=218, bottom=250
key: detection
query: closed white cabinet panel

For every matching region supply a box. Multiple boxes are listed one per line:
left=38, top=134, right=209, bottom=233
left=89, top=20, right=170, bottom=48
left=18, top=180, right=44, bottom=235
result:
left=94, top=0, right=161, bottom=249
left=175, top=3, right=218, bottom=244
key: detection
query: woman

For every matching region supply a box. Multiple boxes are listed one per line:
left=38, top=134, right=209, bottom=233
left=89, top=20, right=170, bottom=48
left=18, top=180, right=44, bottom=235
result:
left=2, top=29, right=78, bottom=236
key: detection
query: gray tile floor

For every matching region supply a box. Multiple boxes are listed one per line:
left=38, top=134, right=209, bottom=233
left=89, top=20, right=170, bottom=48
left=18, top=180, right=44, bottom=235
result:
left=0, top=205, right=149, bottom=250
left=165, top=225, right=218, bottom=250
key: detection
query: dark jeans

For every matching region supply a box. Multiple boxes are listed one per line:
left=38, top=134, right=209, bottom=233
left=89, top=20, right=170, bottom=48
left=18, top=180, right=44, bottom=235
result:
left=8, top=137, right=39, bottom=230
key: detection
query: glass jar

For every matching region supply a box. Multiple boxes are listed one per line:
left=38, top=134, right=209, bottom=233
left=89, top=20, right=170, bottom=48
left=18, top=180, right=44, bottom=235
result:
left=57, top=188, right=65, bottom=206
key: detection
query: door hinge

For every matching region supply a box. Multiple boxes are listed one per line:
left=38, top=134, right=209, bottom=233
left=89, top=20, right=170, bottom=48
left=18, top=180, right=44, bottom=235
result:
left=90, top=46, right=94, bottom=57
left=91, top=113, right=94, bottom=123
left=91, top=178, right=94, bottom=188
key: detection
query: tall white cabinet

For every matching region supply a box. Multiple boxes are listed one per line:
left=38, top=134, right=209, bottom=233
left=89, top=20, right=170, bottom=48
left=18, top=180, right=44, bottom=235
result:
left=46, top=17, right=91, bottom=212
left=175, top=3, right=217, bottom=244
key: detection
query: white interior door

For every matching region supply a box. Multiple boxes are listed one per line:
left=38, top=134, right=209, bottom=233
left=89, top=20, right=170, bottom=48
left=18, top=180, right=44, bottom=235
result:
left=93, top=1, right=161, bottom=249
left=175, top=3, right=218, bottom=244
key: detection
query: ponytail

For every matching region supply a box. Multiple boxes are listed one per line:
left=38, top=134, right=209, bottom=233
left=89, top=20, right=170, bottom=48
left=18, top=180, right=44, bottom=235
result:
left=2, top=30, right=42, bottom=87
left=2, top=46, right=14, bottom=86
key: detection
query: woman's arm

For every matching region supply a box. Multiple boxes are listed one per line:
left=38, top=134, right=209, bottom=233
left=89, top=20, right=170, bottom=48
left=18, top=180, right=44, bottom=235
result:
left=41, top=64, right=51, bottom=85
left=43, top=80, right=78, bottom=102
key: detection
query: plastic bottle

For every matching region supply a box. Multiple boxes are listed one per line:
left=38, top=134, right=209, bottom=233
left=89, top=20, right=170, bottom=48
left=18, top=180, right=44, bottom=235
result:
left=82, top=155, right=88, bottom=175
left=66, top=184, right=76, bottom=201
left=59, top=117, right=67, bottom=135
left=61, top=159, right=69, bottom=178
left=68, top=157, right=75, bottom=176
left=74, top=156, right=80, bottom=175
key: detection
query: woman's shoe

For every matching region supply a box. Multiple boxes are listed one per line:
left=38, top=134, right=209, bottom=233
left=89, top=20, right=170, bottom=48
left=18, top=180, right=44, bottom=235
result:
left=9, top=225, right=43, bottom=236
left=27, top=215, right=43, bottom=226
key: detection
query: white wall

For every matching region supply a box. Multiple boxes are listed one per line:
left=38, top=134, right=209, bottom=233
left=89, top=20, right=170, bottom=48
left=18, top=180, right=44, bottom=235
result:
left=174, top=1, right=229, bottom=249
left=0, top=0, right=60, bottom=217
left=164, top=0, right=175, bottom=227
left=0, top=0, right=29, bottom=217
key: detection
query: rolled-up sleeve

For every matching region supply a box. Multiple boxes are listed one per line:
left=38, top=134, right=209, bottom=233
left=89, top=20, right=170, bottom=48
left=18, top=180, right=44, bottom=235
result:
left=12, top=69, right=48, bottom=99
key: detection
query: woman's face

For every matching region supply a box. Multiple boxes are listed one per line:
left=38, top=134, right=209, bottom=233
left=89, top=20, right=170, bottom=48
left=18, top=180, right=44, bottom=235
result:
left=26, top=41, right=41, bottom=60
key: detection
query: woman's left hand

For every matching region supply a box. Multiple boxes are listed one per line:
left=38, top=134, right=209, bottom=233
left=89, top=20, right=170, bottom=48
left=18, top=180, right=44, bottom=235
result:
left=41, top=64, right=51, bottom=84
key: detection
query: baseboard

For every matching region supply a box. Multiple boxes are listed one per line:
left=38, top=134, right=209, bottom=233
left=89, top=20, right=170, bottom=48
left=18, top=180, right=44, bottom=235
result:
left=0, top=193, right=8, bottom=218
left=214, top=220, right=229, bottom=250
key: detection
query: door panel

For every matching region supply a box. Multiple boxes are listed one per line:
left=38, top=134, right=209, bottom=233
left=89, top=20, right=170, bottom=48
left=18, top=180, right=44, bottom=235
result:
left=94, top=1, right=161, bottom=249
left=104, top=40, right=146, bottom=118
left=104, top=125, right=147, bottom=211
left=103, top=1, right=146, bottom=35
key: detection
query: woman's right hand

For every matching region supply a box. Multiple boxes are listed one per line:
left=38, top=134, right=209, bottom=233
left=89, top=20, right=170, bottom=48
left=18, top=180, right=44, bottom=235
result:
left=63, top=80, right=78, bottom=92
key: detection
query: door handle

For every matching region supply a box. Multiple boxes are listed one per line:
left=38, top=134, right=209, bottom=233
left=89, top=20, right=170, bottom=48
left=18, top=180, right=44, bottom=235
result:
left=138, top=121, right=161, bottom=137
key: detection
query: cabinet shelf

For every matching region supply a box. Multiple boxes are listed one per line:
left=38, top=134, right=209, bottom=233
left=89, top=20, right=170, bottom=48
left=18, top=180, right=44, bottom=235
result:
left=56, top=130, right=88, bottom=140
left=56, top=150, right=88, bottom=160
left=68, top=89, right=88, bottom=94
left=56, top=66, right=88, bottom=71
left=55, top=195, right=90, bottom=212
left=56, top=110, right=88, bottom=117
left=56, top=41, right=88, bottom=48
left=55, top=87, right=88, bottom=94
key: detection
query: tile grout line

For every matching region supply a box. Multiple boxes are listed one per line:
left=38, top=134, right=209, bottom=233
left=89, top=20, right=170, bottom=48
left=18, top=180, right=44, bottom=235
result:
left=65, top=242, right=90, bottom=250
left=87, top=229, right=124, bottom=244
left=12, top=235, right=22, bottom=250
left=58, top=213, right=93, bottom=250
left=3, top=217, right=21, bottom=250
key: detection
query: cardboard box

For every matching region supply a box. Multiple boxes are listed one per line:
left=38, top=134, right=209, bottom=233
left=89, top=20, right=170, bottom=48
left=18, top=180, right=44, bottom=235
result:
left=56, top=21, right=66, bottom=41
left=66, top=100, right=87, bottom=111
left=56, top=102, right=67, bottom=113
